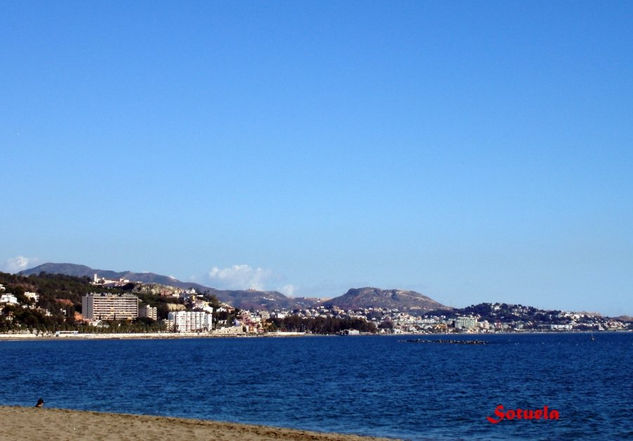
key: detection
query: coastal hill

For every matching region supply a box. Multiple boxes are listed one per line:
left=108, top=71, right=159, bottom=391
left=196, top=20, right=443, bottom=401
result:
left=19, top=263, right=315, bottom=311
left=322, top=287, right=450, bottom=313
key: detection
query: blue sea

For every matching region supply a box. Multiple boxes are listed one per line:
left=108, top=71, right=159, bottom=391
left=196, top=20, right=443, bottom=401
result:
left=1, top=333, right=632, bottom=440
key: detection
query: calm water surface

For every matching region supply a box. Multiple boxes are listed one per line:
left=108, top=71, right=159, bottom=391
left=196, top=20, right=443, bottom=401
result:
left=1, top=333, right=632, bottom=440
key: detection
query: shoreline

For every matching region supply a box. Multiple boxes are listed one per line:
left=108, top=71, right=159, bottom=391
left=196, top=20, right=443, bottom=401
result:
left=0, top=406, right=398, bottom=441
left=0, top=329, right=628, bottom=341
left=0, top=331, right=313, bottom=341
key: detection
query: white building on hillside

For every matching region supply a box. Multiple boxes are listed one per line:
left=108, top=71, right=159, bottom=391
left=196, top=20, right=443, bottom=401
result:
left=24, top=292, right=39, bottom=302
left=0, top=294, right=18, bottom=305
left=168, top=310, right=213, bottom=332
left=91, top=273, right=130, bottom=287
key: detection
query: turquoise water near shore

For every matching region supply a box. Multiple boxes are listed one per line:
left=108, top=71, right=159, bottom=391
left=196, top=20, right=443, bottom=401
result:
left=1, top=333, right=631, bottom=440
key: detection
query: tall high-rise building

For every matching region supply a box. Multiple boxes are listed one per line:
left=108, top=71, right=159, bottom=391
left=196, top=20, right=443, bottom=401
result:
left=82, top=293, right=139, bottom=320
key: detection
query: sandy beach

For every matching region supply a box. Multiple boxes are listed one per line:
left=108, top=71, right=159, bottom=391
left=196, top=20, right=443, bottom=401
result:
left=0, top=406, right=397, bottom=441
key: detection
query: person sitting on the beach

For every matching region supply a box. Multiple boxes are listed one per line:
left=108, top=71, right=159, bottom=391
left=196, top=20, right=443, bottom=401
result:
left=35, top=398, right=44, bottom=408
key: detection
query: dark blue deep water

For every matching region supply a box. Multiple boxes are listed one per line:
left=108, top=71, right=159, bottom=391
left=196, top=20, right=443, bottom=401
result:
left=1, top=333, right=632, bottom=440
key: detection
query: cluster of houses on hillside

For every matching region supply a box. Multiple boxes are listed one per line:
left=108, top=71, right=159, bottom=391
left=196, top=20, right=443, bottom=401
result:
left=266, top=303, right=631, bottom=333
left=1, top=283, right=42, bottom=310
left=0, top=284, right=39, bottom=306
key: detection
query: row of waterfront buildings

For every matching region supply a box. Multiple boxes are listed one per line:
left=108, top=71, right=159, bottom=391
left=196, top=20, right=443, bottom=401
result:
left=81, top=293, right=212, bottom=332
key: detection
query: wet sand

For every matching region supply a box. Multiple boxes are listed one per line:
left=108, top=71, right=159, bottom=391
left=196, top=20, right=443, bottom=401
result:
left=0, top=406, right=398, bottom=441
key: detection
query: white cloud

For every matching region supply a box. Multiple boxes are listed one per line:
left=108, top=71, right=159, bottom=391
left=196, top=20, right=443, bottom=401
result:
left=279, top=284, right=297, bottom=296
left=4, top=256, right=36, bottom=274
left=206, top=264, right=301, bottom=296
left=208, top=264, right=274, bottom=291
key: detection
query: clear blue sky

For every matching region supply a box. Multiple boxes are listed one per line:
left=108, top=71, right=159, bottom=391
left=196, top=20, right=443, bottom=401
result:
left=1, top=1, right=632, bottom=315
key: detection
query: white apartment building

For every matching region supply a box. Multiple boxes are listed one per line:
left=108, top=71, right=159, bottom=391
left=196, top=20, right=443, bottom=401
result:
left=82, top=293, right=139, bottom=320
left=455, top=316, right=478, bottom=330
left=139, top=305, right=158, bottom=320
left=167, top=310, right=213, bottom=332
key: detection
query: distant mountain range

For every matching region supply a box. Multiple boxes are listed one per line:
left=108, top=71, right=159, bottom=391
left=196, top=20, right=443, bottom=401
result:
left=20, top=263, right=211, bottom=291
left=19, top=262, right=449, bottom=313
left=19, top=263, right=309, bottom=310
